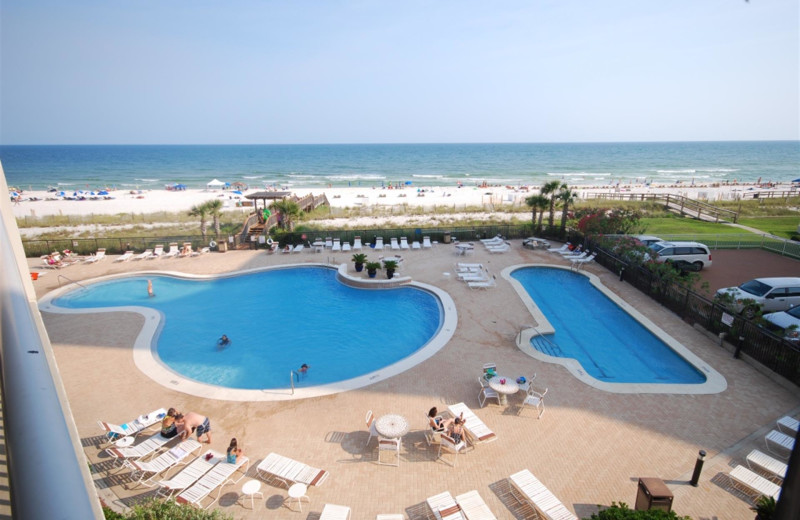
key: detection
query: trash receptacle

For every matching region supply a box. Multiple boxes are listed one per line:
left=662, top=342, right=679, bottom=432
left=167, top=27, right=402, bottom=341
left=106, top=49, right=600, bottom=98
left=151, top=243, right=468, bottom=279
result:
left=443, top=232, right=451, bottom=244
left=218, top=241, right=228, bottom=252
left=635, top=478, right=673, bottom=512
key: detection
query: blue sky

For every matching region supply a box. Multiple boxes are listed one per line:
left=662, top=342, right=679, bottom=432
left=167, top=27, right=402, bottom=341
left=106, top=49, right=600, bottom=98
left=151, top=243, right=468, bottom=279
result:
left=1, top=0, right=798, bottom=144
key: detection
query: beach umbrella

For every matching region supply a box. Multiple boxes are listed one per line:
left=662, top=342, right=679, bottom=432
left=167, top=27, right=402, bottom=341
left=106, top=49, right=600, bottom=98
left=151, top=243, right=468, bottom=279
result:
left=793, top=178, right=800, bottom=183
left=98, top=190, right=109, bottom=195
left=233, top=190, right=243, bottom=195
left=405, top=181, right=412, bottom=185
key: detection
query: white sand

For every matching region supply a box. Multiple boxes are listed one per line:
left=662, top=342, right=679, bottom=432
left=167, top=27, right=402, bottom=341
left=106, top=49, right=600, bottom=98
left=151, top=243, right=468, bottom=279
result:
left=10, top=182, right=795, bottom=219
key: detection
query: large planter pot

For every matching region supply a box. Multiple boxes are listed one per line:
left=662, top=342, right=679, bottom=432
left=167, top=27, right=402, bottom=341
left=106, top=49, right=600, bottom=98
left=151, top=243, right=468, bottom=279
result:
left=355, top=263, right=364, bottom=272
left=386, top=269, right=395, bottom=279
left=367, top=269, right=377, bottom=278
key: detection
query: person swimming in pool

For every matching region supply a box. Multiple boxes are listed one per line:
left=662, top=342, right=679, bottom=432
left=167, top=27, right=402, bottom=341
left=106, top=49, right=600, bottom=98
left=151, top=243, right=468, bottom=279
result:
left=218, top=334, right=230, bottom=347
left=147, top=279, right=155, bottom=297
left=299, top=363, right=309, bottom=374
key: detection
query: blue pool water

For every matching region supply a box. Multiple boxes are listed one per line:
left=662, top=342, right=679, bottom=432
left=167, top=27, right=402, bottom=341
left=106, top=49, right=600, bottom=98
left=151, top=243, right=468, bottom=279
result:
left=510, top=267, right=706, bottom=384
left=51, top=267, right=442, bottom=389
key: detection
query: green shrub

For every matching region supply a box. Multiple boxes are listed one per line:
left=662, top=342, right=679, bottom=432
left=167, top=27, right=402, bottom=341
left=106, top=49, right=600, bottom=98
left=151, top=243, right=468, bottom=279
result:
left=104, top=499, right=233, bottom=520
left=587, top=502, right=691, bottom=520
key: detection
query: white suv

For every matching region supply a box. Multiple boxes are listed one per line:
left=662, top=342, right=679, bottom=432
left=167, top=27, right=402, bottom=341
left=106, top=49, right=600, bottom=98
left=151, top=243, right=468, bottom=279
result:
left=647, top=241, right=713, bottom=271
left=715, top=277, right=800, bottom=319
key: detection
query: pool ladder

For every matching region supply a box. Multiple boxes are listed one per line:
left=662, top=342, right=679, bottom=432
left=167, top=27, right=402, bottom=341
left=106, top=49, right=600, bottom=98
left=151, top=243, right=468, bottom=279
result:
left=290, top=370, right=300, bottom=394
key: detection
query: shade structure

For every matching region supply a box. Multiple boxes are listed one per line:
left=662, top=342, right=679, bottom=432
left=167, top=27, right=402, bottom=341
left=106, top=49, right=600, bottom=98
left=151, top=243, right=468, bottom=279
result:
left=206, top=179, right=225, bottom=188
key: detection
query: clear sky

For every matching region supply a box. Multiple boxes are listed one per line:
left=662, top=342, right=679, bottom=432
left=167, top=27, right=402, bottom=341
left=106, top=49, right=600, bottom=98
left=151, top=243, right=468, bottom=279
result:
left=1, top=0, right=798, bottom=145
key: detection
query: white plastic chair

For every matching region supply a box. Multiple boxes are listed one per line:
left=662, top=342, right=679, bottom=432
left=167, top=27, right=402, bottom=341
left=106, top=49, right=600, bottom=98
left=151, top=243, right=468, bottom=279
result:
left=378, top=437, right=401, bottom=467
left=478, top=378, right=500, bottom=408
left=365, top=410, right=379, bottom=448
left=438, top=434, right=467, bottom=467
left=517, top=373, right=537, bottom=393
left=519, top=387, right=548, bottom=418
left=320, top=504, right=351, bottom=520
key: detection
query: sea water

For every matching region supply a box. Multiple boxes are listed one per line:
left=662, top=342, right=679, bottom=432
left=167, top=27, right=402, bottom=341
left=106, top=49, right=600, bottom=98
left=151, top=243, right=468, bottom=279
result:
left=1, top=141, right=798, bottom=192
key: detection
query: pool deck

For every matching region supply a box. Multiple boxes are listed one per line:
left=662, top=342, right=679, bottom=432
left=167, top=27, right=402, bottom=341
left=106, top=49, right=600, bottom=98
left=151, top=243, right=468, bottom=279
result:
left=31, top=243, right=800, bottom=519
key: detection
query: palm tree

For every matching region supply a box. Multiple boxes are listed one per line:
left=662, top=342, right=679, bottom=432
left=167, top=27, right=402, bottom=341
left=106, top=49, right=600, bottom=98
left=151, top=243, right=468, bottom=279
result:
left=204, top=199, right=224, bottom=239
left=525, top=194, right=550, bottom=231
left=540, top=180, right=562, bottom=228
left=270, top=199, right=302, bottom=231
left=557, top=185, right=579, bottom=233
left=188, top=203, right=209, bottom=241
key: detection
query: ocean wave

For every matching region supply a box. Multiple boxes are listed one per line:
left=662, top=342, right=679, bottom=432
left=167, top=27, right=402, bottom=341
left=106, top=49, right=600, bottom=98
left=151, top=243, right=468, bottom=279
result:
left=325, top=174, right=387, bottom=181
left=135, top=178, right=160, bottom=183
left=242, top=175, right=264, bottom=179
left=655, top=169, right=696, bottom=174
left=697, top=168, right=738, bottom=173
left=546, top=172, right=612, bottom=177
left=412, top=174, right=446, bottom=179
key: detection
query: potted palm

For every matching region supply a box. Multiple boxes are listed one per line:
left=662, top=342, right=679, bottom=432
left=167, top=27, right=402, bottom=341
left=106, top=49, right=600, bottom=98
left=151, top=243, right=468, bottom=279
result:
left=751, top=495, right=776, bottom=520
left=383, top=259, right=399, bottom=279
left=352, top=253, right=368, bottom=272
left=365, top=261, right=381, bottom=278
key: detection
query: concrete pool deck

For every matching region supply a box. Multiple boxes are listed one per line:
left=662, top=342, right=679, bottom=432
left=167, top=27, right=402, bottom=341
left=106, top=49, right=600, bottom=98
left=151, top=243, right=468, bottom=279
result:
left=30, top=243, right=800, bottom=519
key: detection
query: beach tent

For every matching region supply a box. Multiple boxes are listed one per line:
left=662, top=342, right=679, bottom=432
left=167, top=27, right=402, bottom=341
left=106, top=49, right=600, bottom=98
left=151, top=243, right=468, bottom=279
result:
left=207, top=179, right=225, bottom=189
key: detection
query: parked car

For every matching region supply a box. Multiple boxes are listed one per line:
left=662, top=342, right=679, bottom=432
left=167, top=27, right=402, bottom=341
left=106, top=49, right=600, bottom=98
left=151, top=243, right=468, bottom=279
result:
left=715, top=277, right=800, bottom=319
left=763, top=306, right=800, bottom=343
left=633, top=235, right=663, bottom=247
left=647, top=241, right=712, bottom=271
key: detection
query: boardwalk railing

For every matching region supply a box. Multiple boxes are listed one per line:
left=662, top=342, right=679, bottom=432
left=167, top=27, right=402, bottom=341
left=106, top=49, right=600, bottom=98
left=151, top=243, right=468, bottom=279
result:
left=581, top=192, right=739, bottom=223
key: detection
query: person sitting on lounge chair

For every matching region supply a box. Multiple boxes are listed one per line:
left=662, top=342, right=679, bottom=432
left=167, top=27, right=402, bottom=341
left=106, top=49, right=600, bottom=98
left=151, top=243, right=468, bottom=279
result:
left=46, top=254, right=63, bottom=267
left=428, top=407, right=454, bottom=432
left=226, top=438, right=243, bottom=463
left=161, top=407, right=180, bottom=438
left=447, top=415, right=467, bottom=444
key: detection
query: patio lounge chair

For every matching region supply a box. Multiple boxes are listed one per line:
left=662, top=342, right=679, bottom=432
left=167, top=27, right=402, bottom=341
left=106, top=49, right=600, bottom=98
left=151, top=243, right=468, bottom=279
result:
left=325, top=237, right=333, bottom=249
left=176, top=452, right=249, bottom=509
left=547, top=243, right=570, bottom=253
left=422, top=236, right=432, bottom=249
left=765, top=430, right=794, bottom=458
left=509, top=469, right=578, bottom=520
left=162, top=243, right=179, bottom=258
left=98, top=407, right=166, bottom=445
left=480, top=235, right=503, bottom=244
left=353, top=236, right=363, bottom=251
left=746, top=449, right=787, bottom=481
left=455, top=490, right=497, bottom=520
left=777, top=415, right=799, bottom=436
left=148, top=244, right=164, bottom=259
left=178, top=243, right=194, bottom=257
left=133, top=249, right=153, bottom=260
left=411, top=240, right=421, bottom=250
left=390, top=237, right=400, bottom=250
left=342, top=241, right=351, bottom=252
left=728, top=465, right=781, bottom=501
left=156, top=450, right=219, bottom=498
left=486, top=244, right=510, bottom=254
left=468, top=278, right=497, bottom=290
left=105, top=431, right=177, bottom=467
left=191, top=247, right=210, bottom=256
left=291, top=244, right=305, bottom=253
left=84, top=248, right=106, bottom=263
left=400, top=237, right=410, bottom=250
left=427, top=490, right=466, bottom=520
left=125, top=439, right=202, bottom=488
left=331, top=239, right=342, bottom=252
left=255, top=452, right=329, bottom=488
left=448, top=402, right=497, bottom=444
left=114, top=251, right=134, bottom=262
left=320, top=504, right=351, bottom=520
left=374, top=237, right=384, bottom=250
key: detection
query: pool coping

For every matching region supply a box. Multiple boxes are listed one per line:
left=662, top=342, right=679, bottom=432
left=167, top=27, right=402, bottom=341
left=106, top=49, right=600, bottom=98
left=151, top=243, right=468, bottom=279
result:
left=501, top=263, right=727, bottom=394
left=38, top=263, right=458, bottom=402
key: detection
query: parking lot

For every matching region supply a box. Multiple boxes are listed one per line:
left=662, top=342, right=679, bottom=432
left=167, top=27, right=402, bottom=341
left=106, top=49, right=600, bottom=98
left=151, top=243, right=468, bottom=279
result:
left=697, top=249, right=800, bottom=293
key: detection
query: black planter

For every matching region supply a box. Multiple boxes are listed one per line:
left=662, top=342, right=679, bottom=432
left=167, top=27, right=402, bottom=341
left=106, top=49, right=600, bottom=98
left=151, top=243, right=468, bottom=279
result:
left=367, top=269, right=377, bottom=278
left=355, top=263, right=364, bottom=272
left=386, top=269, right=395, bottom=279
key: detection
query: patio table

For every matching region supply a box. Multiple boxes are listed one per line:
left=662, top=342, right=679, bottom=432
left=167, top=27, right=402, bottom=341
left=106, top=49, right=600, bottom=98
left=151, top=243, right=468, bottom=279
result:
left=489, top=376, right=519, bottom=405
left=374, top=414, right=409, bottom=439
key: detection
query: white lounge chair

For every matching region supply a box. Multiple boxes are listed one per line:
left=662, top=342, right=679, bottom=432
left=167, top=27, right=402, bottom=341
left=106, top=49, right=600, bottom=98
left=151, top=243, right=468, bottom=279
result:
left=148, top=244, right=164, bottom=259
left=547, top=243, right=570, bottom=253
left=747, top=449, right=788, bottom=481
left=448, top=402, right=497, bottom=444
left=571, top=252, right=596, bottom=264
left=162, top=243, right=179, bottom=258
left=105, top=431, right=177, bottom=467
left=487, top=244, right=509, bottom=254
left=468, top=279, right=496, bottom=290
left=133, top=249, right=153, bottom=260
left=411, top=240, right=421, bottom=250
left=320, top=504, right=351, bottom=520
left=342, top=241, right=351, bottom=252
left=331, top=239, right=342, bottom=252
left=728, top=465, right=781, bottom=500
left=427, top=490, right=466, bottom=520
left=390, top=237, right=400, bottom=250
left=292, top=244, right=305, bottom=253
left=480, top=235, right=503, bottom=244
left=457, top=263, right=483, bottom=269
left=125, top=439, right=202, bottom=488
left=457, top=271, right=488, bottom=282
left=115, top=251, right=134, bottom=262
left=777, top=415, right=799, bottom=436
left=156, top=450, right=219, bottom=498
left=178, top=242, right=194, bottom=257
left=84, top=248, right=106, bottom=263
left=191, top=247, right=210, bottom=256
left=325, top=237, right=333, bottom=249
left=176, top=452, right=249, bottom=509
left=98, top=407, right=166, bottom=445
left=765, top=429, right=794, bottom=458
left=509, top=469, right=578, bottom=520
left=255, top=452, right=329, bottom=488
left=519, top=386, right=548, bottom=418
left=353, top=236, right=363, bottom=251
left=422, top=236, right=432, bottom=249
left=455, top=490, right=497, bottom=520
left=560, top=247, right=585, bottom=257
left=400, top=237, right=410, bottom=250
left=374, top=237, right=384, bottom=250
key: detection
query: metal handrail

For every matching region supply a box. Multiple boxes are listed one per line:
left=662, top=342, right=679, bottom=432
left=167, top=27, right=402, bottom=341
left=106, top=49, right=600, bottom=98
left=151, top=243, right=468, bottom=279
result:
left=57, top=274, right=86, bottom=289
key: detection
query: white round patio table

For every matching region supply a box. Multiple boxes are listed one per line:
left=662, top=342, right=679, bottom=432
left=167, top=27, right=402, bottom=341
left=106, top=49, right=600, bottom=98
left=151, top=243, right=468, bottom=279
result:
left=286, top=482, right=309, bottom=511
left=240, top=479, right=263, bottom=510
left=374, top=414, right=410, bottom=439
left=489, top=376, right=519, bottom=405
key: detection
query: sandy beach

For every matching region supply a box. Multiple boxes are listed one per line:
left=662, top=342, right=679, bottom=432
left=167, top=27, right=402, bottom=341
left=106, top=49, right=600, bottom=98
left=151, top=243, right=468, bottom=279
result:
left=10, top=181, right=797, bottom=219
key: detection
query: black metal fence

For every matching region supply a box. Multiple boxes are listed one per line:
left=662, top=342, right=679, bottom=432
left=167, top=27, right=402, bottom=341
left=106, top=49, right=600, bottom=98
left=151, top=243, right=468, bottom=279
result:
left=581, top=234, right=800, bottom=387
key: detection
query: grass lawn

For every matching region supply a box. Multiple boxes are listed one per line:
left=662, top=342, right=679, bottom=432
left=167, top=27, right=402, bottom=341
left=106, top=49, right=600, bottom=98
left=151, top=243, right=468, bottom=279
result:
left=735, top=216, right=800, bottom=239
left=640, top=216, right=748, bottom=235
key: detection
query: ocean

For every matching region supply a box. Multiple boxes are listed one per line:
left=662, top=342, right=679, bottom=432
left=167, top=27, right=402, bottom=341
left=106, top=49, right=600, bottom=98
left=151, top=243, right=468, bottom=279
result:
left=1, top=141, right=798, bottom=192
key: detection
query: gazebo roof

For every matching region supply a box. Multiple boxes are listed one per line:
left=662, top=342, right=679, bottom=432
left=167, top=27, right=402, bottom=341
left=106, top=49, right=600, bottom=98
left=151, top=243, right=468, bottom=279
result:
left=245, top=191, right=292, bottom=200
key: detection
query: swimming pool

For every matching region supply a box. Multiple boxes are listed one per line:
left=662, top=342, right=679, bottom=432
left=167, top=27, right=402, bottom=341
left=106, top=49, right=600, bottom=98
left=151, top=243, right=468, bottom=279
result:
left=41, top=265, right=457, bottom=400
left=504, top=265, right=726, bottom=394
